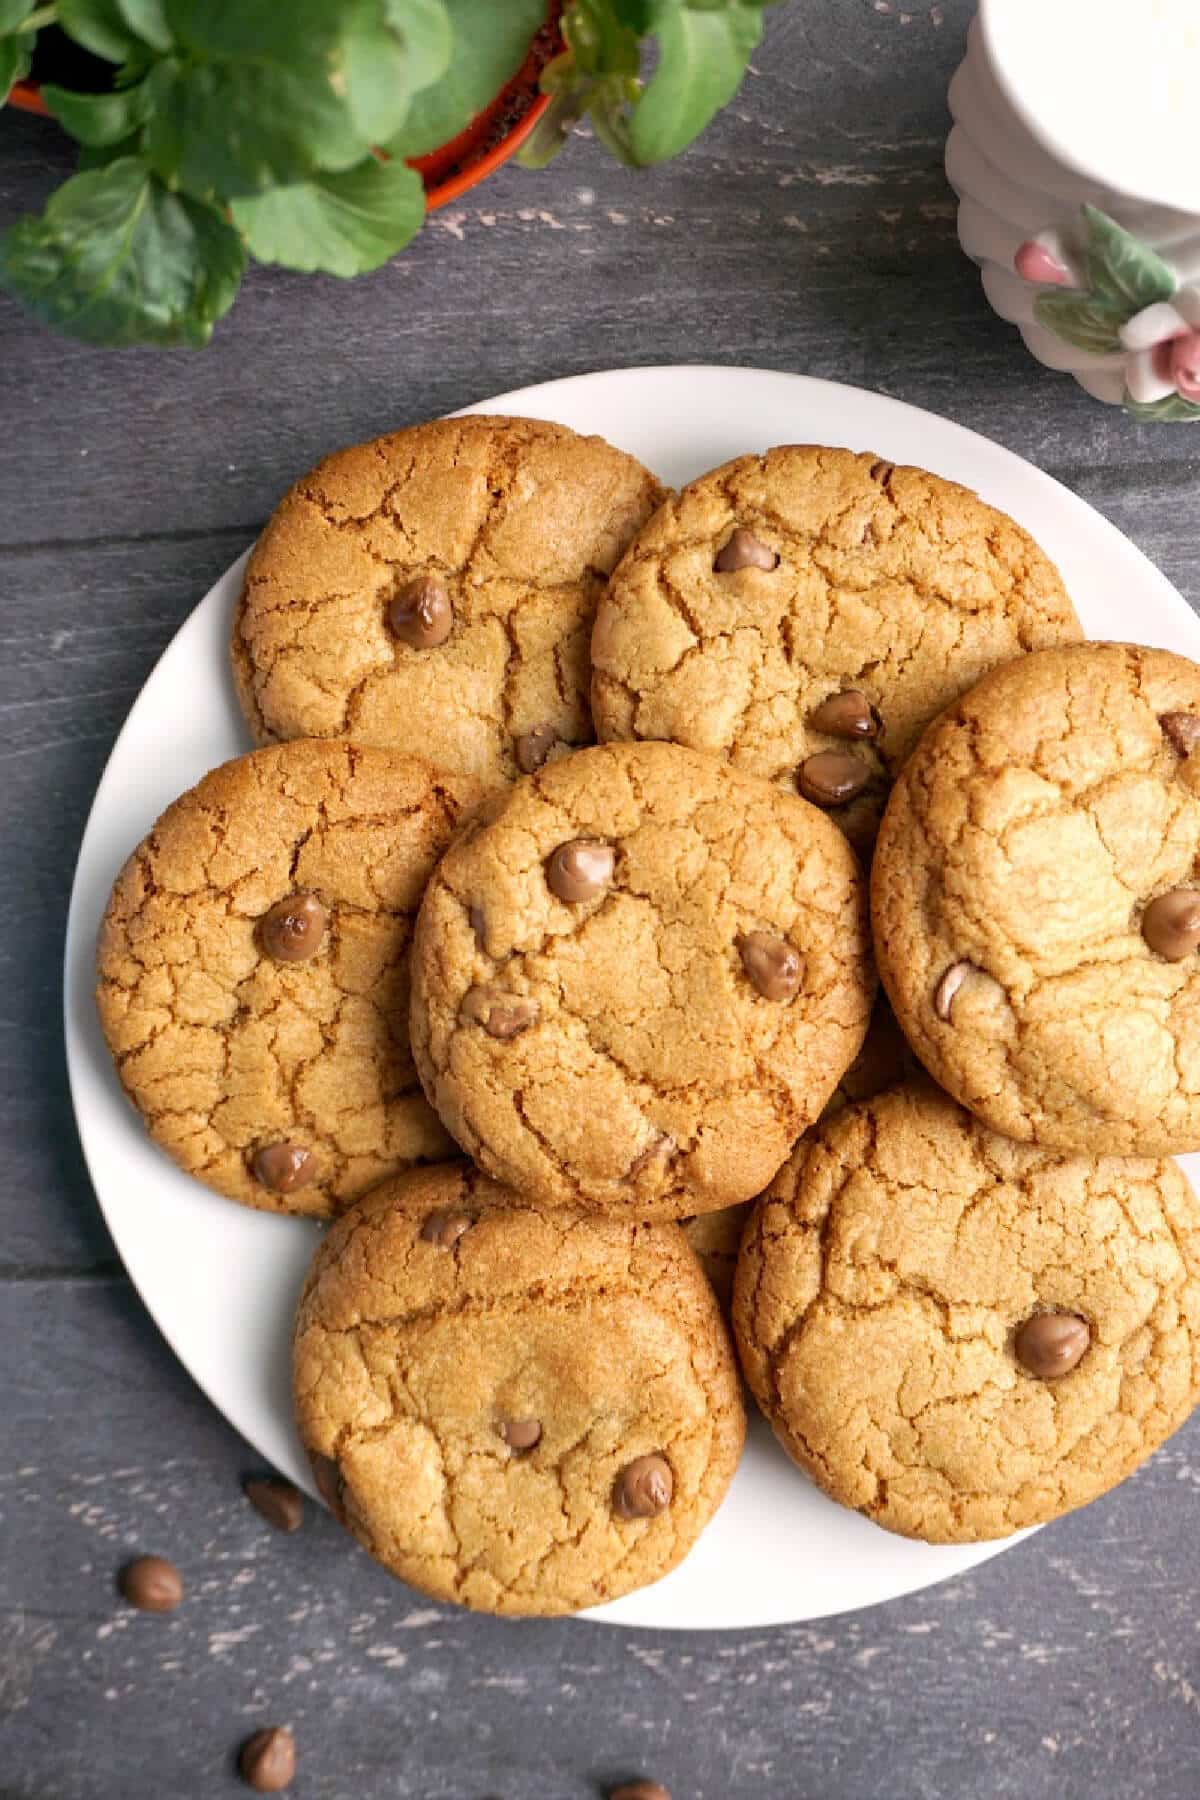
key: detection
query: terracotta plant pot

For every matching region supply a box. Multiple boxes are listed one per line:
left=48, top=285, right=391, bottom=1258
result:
left=7, top=5, right=561, bottom=213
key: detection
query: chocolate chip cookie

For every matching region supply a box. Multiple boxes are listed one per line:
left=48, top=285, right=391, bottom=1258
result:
left=733, top=1083, right=1200, bottom=1541
left=293, top=1163, right=745, bottom=1616
left=874, top=642, right=1200, bottom=1155
left=409, top=740, right=874, bottom=1217
left=233, top=416, right=666, bottom=784
left=591, top=447, right=1079, bottom=847
left=96, top=742, right=482, bottom=1217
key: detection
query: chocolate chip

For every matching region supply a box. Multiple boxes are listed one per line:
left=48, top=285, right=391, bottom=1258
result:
left=251, top=1142, right=319, bottom=1194
left=514, top=722, right=559, bottom=773
left=238, top=1726, right=296, bottom=1792
left=546, top=838, right=615, bottom=904
left=258, top=892, right=328, bottom=963
left=713, top=527, right=778, bottom=572
left=1142, top=889, right=1200, bottom=961
left=243, top=1475, right=303, bottom=1534
left=388, top=573, right=452, bottom=648
left=869, top=459, right=895, bottom=486
left=809, top=689, right=881, bottom=740
left=1014, top=1312, right=1090, bottom=1379
left=461, top=985, right=539, bottom=1039
left=308, top=1452, right=345, bottom=1519
left=1160, top=712, right=1200, bottom=757
left=118, top=1555, right=182, bottom=1613
left=797, top=750, right=870, bottom=807
left=613, top=1454, right=674, bottom=1519
left=468, top=902, right=488, bottom=949
left=500, top=1418, right=542, bottom=1451
left=738, top=931, right=802, bottom=1002
left=609, top=1784, right=672, bottom=1800
left=933, top=959, right=979, bottom=1021
left=420, top=1208, right=473, bottom=1248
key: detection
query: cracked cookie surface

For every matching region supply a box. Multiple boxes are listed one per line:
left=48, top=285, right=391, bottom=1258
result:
left=874, top=642, right=1200, bottom=1154
left=733, top=1082, right=1200, bottom=1542
left=292, top=1163, right=745, bottom=1616
left=233, top=416, right=666, bottom=784
left=409, top=740, right=874, bottom=1218
left=591, top=446, right=1080, bottom=848
left=95, top=741, right=482, bottom=1218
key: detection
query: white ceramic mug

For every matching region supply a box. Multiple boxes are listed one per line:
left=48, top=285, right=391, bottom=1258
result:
left=947, top=0, right=1200, bottom=419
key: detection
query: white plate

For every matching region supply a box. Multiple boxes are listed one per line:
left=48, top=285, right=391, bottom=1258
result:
left=64, top=366, right=1200, bottom=1631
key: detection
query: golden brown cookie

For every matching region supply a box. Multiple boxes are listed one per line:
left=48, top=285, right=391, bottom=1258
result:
left=293, top=1164, right=745, bottom=1616
left=591, top=446, right=1080, bottom=847
left=96, top=742, right=482, bottom=1217
left=733, top=1083, right=1200, bottom=1542
left=874, top=642, right=1200, bottom=1155
left=410, top=740, right=874, bottom=1218
left=683, top=1205, right=750, bottom=1311
left=233, top=415, right=666, bottom=784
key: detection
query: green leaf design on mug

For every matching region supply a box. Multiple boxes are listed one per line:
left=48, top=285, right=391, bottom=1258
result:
left=1125, top=391, right=1200, bottom=424
left=1034, top=289, right=1128, bottom=356
left=1082, top=206, right=1176, bottom=313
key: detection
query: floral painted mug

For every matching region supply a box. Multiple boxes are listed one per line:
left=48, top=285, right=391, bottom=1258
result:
left=947, top=0, right=1200, bottom=420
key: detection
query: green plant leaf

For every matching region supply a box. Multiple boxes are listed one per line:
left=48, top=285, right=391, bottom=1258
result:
left=629, top=0, right=763, bottom=165
left=343, top=0, right=452, bottom=143
left=118, top=0, right=171, bottom=51
left=0, top=0, right=33, bottom=31
left=383, top=0, right=544, bottom=157
left=41, top=77, right=153, bottom=144
left=1125, top=391, right=1200, bottom=423
left=0, top=29, right=32, bottom=102
left=1034, top=289, right=1129, bottom=356
left=58, top=0, right=143, bottom=60
left=77, top=131, right=142, bottom=169
left=0, top=155, right=246, bottom=346
left=1083, top=205, right=1176, bottom=314
left=231, top=156, right=425, bottom=277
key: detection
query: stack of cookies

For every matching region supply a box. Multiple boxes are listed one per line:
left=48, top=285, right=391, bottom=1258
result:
left=97, top=415, right=1200, bottom=1617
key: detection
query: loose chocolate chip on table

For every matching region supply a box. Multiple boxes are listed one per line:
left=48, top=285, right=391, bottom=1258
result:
left=461, top=985, right=540, bottom=1039
left=258, top=891, right=328, bottom=962
left=238, top=1726, right=296, bottom=1792
left=613, top=1454, right=674, bottom=1519
left=1142, top=889, right=1200, bottom=961
left=797, top=749, right=870, bottom=807
left=739, top=931, right=802, bottom=1003
left=809, top=689, right=881, bottom=740
left=1014, top=1312, right=1091, bottom=1379
left=933, top=959, right=979, bottom=1022
left=610, top=1784, right=672, bottom=1800
left=243, top=1476, right=303, bottom=1533
left=251, top=1142, right=319, bottom=1194
left=388, top=573, right=453, bottom=648
left=420, top=1207, right=473, bottom=1247
left=500, top=1418, right=543, bottom=1451
left=308, top=1452, right=345, bottom=1518
left=514, top=722, right=559, bottom=773
left=713, top=527, right=778, bottom=572
left=546, top=837, right=615, bottom=903
left=118, top=1554, right=183, bottom=1613
left=1160, top=712, right=1200, bottom=757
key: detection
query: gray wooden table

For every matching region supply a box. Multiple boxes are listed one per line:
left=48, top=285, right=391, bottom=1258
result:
left=4, top=4, right=1199, bottom=1795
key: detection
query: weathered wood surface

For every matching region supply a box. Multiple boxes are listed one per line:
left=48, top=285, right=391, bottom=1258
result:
left=2, top=0, right=1199, bottom=1793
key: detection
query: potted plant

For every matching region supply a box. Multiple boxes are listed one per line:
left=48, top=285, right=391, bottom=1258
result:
left=0, top=0, right=778, bottom=348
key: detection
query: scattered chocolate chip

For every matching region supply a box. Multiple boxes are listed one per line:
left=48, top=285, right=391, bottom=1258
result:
left=258, top=892, right=328, bottom=963
left=609, top=1784, right=672, bottom=1800
left=546, top=838, right=615, bottom=904
left=461, top=985, right=539, bottom=1039
left=613, top=1454, right=674, bottom=1519
left=388, top=573, right=452, bottom=648
left=713, top=527, right=778, bottom=573
left=809, top=689, right=881, bottom=740
left=1014, top=1312, right=1091, bottom=1379
left=629, top=1134, right=676, bottom=1180
left=420, top=1208, right=473, bottom=1248
left=933, top=959, right=979, bottom=1022
left=1160, top=712, right=1200, bottom=757
left=869, top=459, right=895, bottom=486
left=738, top=931, right=802, bottom=1002
left=308, top=1452, right=345, bottom=1519
left=251, top=1142, right=319, bottom=1194
left=238, top=1726, right=296, bottom=1792
left=500, top=1418, right=542, bottom=1451
left=243, top=1476, right=303, bottom=1534
left=118, top=1555, right=182, bottom=1613
left=514, top=722, right=559, bottom=773
left=797, top=749, right=870, bottom=807
left=1142, top=889, right=1200, bottom=961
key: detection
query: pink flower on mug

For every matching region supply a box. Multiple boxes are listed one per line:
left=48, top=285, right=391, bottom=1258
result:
left=1121, top=288, right=1200, bottom=404
left=1014, top=232, right=1077, bottom=288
